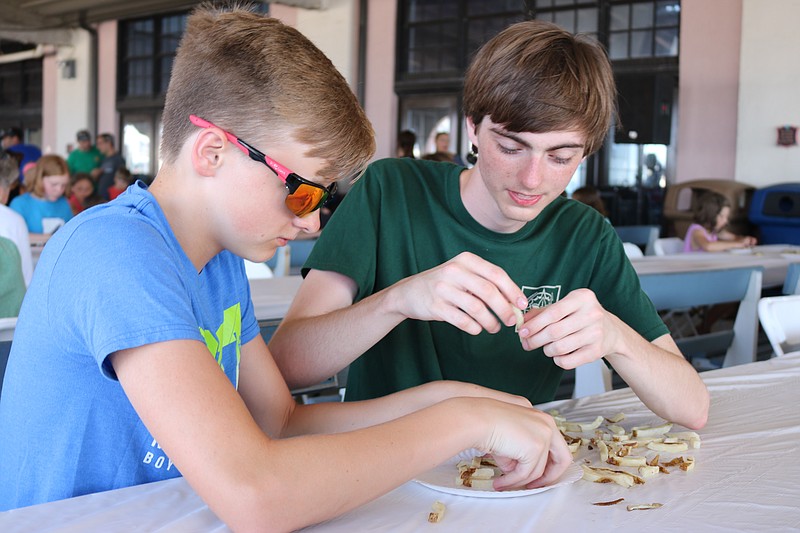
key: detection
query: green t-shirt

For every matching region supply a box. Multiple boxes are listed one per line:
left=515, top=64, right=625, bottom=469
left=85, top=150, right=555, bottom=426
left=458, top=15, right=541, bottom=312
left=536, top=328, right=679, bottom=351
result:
left=305, top=158, right=668, bottom=404
left=0, top=236, right=26, bottom=318
left=66, top=146, right=103, bottom=175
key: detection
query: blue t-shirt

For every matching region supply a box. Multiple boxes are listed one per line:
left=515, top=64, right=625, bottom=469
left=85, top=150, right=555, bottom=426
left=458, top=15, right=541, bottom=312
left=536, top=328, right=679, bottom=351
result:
left=0, top=182, right=259, bottom=510
left=9, top=193, right=72, bottom=233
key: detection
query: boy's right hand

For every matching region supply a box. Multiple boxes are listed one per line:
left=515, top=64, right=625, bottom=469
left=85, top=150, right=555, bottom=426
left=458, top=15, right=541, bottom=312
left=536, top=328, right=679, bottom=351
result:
left=463, top=397, right=573, bottom=490
left=387, top=251, right=527, bottom=335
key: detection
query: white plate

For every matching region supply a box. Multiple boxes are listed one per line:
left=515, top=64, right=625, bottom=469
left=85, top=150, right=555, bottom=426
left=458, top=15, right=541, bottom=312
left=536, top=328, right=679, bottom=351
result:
left=413, top=451, right=583, bottom=498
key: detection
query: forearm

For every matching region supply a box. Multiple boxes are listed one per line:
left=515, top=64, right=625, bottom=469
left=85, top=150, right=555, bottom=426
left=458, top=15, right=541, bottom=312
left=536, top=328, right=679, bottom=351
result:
left=270, top=285, right=405, bottom=388
left=282, top=380, right=530, bottom=437
left=207, top=398, right=480, bottom=532
left=605, top=318, right=709, bottom=429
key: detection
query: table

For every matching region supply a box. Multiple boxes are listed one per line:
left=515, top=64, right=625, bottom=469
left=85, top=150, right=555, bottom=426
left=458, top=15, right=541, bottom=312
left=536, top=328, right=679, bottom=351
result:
left=3, top=353, right=798, bottom=532
left=631, top=244, right=800, bottom=289
left=248, top=275, right=303, bottom=322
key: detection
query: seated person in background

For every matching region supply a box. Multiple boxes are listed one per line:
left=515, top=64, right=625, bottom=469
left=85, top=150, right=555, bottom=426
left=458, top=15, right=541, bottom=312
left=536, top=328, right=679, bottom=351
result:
left=0, top=6, right=572, bottom=530
left=1, top=127, right=41, bottom=184
left=107, top=166, right=135, bottom=200
left=571, top=186, right=609, bottom=222
left=684, top=191, right=757, bottom=252
left=0, top=150, right=33, bottom=286
left=0, top=235, right=26, bottom=317
left=9, top=154, right=72, bottom=245
left=67, top=173, right=98, bottom=215
left=271, top=20, right=709, bottom=431
left=396, top=129, right=417, bottom=158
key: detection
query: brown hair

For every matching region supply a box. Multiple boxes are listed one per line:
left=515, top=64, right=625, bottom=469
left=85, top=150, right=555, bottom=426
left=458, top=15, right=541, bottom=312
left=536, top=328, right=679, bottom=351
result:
left=571, top=186, right=607, bottom=217
left=463, top=20, right=617, bottom=156
left=29, top=154, right=69, bottom=198
left=0, top=150, right=19, bottom=189
left=160, top=4, right=374, bottom=182
left=693, top=191, right=730, bottom=232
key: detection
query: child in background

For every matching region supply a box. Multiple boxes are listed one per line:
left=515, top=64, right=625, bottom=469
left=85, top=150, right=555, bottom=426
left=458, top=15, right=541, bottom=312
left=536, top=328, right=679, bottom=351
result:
left=107, top=167, right=134, bottom=200
left=9, top=154, right=72, bottom=244
left=67, top=173, right=95, bottom=215
left=684, top=191, right=757, bottom=252
left=571, top=186, right=610, bottom=222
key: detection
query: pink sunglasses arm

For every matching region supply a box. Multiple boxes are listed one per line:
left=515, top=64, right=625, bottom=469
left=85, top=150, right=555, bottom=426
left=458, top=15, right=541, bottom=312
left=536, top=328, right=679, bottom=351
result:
left=188, top=114, right=292, bottom=183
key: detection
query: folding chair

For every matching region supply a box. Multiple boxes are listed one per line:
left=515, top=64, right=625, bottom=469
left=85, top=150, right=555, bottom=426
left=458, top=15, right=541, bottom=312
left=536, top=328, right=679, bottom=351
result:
left=574, top=267, right=762, bottom=398
left=783, top=262, right=800, bottom=295
left=614, top=225, right=659, bottom=255
left=758, top=294, right=800, bottom=356
left=653, top=237, right=684, bottom=256
left=622, top=242, right=644, bottom=258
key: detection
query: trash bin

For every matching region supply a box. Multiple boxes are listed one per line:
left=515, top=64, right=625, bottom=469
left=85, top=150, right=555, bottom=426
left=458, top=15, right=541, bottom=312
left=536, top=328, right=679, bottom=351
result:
left=663, top=179, right=755, bottom=238
left=748, top=183, right=800, bottom=244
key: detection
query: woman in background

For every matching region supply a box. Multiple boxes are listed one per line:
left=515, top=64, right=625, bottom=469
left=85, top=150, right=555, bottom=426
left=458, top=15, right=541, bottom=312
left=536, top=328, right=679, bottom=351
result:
left=684, top=191, right=757, bottom=252
left=10, top=154, right=72, bottom=245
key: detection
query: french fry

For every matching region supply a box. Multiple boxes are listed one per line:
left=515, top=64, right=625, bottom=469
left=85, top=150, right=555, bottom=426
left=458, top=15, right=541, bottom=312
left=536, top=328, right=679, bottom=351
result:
left=607, top=455, right=648, bottom=467
left=593, top=498, right=625, bottom=506
left=581, top=465, right=645, bottom=488
left=605, top=413, right=626, bottom=423
left=428, top=501, right=446, bottom=523
left=638, top=465, right=660, bottom=478
left=647, top=441, right=689, bottom=453
left=631, top=423, right=673, bottom=438
left=513, top=307, right=524, bottom=332
left=627, top=503, right=663, bottom=511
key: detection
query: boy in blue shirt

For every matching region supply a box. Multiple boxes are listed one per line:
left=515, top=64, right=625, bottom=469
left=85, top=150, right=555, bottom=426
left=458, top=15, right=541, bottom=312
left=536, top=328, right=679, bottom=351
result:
left=0, top=6, right=572, bottom=531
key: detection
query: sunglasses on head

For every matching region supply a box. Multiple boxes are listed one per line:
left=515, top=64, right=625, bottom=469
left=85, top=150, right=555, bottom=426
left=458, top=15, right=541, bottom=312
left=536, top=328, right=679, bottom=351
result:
left=189, top=114, right=335, bottom=217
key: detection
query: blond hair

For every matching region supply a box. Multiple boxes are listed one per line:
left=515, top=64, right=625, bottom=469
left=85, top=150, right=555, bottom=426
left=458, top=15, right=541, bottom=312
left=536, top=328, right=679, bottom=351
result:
left=28, top=154, right=69, bottom=198
left=161, top=4, right=374, bottom=181
left=463, top=20, right=617, bottom=156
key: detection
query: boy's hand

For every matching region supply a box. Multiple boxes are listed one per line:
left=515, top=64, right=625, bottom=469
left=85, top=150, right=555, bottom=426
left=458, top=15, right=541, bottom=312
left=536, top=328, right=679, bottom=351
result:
left=388, top=252, right=528, bottom=335
left=517, top=288, right=617, bottom=369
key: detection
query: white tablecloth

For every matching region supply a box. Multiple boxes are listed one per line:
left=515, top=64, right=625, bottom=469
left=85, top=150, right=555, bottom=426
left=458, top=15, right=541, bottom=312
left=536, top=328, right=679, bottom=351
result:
left=3, top=353, right=799, bottom=532
left=248, top=275, right=303, bottom=322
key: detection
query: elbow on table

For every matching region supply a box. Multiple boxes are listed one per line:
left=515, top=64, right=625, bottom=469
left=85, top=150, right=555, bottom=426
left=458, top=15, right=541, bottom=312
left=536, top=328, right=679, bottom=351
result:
left=682, top=390, right=710, bottom=431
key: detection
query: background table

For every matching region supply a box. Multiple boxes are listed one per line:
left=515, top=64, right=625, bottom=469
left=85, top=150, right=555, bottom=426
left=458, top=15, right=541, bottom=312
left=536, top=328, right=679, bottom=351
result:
left=631, top=244, right=800, bottom=289
left=3, top=353, right=798, bottom=532
left=248, top=275, right=303, bottom=322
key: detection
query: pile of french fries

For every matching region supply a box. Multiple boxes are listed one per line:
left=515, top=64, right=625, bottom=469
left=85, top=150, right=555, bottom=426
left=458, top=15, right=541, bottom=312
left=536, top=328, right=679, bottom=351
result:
left=551, top=410, right=700, bottom=502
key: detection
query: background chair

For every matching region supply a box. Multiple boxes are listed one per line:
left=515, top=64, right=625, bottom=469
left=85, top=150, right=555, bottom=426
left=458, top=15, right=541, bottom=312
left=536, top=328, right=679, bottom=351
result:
left=243, top=260, right=274, bottom=279
left=614, top=225, right=659, bottom=255
left=266, top=245, right=291, bottom=277
left=0, top=317, right=17, bottom=399
left=653, top=237, right=684, bottom=256
left=574, top=266, right=762, bottom=398
left=758, top=294, right=800, bottom=356
left=783, top=262, right=800, bottom=294
left=622, top=242, right=644, bottom=258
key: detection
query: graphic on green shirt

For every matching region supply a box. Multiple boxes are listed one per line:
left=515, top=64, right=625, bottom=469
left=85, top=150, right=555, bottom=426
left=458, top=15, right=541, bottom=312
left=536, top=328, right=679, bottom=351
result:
left=199, top=303, right=242, bottom=388
left=522, top=285, right=562, bottom=311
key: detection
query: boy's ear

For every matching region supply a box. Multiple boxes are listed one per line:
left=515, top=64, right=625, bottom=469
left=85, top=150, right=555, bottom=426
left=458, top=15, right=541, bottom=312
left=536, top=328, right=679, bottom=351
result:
left=191, top=128, right=227, bottom=177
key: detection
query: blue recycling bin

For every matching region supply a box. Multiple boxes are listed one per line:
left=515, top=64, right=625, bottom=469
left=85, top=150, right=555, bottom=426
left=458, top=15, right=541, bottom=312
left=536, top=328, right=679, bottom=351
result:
left=748, top=183, right=800, bottom=244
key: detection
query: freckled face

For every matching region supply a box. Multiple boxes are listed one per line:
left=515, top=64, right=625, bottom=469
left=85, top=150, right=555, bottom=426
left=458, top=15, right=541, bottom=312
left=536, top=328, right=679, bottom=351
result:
left=42, top=174, right=70, bottom=202
left=464, top=116, right=586, bottom=233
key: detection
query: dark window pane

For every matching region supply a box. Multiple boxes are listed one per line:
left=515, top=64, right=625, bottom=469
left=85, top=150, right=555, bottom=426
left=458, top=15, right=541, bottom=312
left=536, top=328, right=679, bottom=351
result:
left=554, top=10, right=576, bottom=31
left=577, top=8, right=598, bottom=33
left=609, top=32, right=628, bottom=59
left=160, top=57, right=174, bottom=92
left=630, top=29, right=653, bottom=57
left=656, top=1, right=680, bottom=26
left=610, top=4, right=629, bottom=31
left=632, top=2, right=654, bottom=29
left=534, top=0, right=554, bottom=7
left=554, top=0, right=575, bottom=6
left=467, top=0, right=521, bottom=15
left=536, top=11, right=554, bottom=23
left=655, top=27, right=678, bottom=56
left=408, top=0, right=458, bottom=22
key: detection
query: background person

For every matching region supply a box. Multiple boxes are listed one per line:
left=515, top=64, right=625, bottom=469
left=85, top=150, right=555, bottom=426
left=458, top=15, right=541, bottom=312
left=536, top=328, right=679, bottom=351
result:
left=66, top=129, right=103, bottom=177
left=108, top=166, right=135, bottom=200
left=0, top=7, right=571, bottom=531
left=396, top=129, right=417, bottom=158
left=0, top=236, right=26, bottom=318
left=571, top=186, right=609, bottom=222
left=270, top=20, right=709, bottom=431
left=9, top=154, right=72, bottom=244
left=683, top=191, right=757, bottom=252
left=94, top=133, right=126, bottom=200
left=0, top=150, right=33, bottom=286
left=1, top=127, right=41, bottom=185
left=67, top=173, right=98, bottom=215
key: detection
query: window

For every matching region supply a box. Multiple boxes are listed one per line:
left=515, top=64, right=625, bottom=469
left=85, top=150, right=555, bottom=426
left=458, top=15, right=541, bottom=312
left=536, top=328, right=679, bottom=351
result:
left=608, top=1, right=680, bottom=60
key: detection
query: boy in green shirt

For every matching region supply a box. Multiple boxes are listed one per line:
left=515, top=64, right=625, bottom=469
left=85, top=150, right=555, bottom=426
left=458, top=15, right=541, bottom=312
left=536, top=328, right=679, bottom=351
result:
left=271, top=20, right=709, bottom=431
left=66, top=130, right=103, bottom=176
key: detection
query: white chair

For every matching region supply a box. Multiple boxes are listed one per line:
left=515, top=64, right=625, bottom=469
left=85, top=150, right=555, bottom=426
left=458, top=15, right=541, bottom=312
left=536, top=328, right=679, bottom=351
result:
left=758, top=294, right=800, bottom=356
left=266, top=245, right=291, bottom=277
left=243, top=260, right=274, bottom=279
left=622, top=242, right=644, bottom=258
left=0, top=317, right=17, bottom=342
left=653, top=237, right=684, bottom=256
left=614, top=225, right=659, bottom=256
